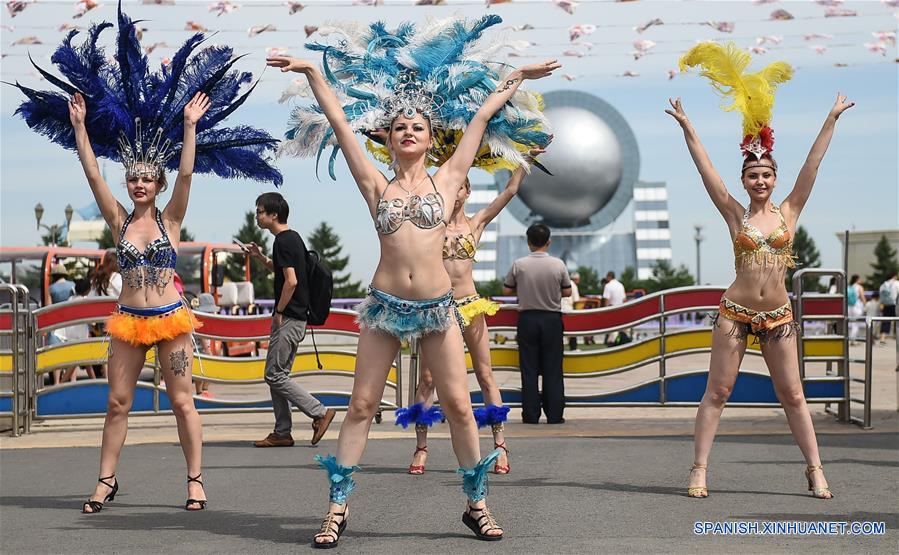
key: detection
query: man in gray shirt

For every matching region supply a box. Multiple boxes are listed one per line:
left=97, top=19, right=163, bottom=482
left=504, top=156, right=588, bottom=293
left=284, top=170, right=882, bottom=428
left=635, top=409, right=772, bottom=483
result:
left=503, top=223, right=571, bottom=424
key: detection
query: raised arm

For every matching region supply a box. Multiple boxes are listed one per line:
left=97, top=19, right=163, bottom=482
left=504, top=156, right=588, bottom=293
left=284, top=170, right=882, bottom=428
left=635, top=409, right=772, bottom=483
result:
left=782, top=93, right=854, bottom=224
left=471, top=148, right=545, bottom=233
left=164, top=92, right=211, bottom=226
left=68, top=93, right=125, bottom=231
left=267, top=56, right=384, bottom=205
left=665, top=98, right=742, bottom=229
left=439, top=60, right=560, bottom=194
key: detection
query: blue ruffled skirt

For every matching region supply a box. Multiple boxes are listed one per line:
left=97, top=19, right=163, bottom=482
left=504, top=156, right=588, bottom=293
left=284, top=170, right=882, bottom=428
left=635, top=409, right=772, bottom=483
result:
left=355, top=285, right=463, bottom=342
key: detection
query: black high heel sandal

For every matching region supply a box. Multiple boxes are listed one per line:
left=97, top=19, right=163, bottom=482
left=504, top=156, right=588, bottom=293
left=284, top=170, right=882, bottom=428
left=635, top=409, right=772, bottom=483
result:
left=82, top=474, right=118, bottom=514
left=312, top=506, right=348, bottom=549
left=185, top=474, right=207, bottom=511
left=462, top=504, right=504, bottom=541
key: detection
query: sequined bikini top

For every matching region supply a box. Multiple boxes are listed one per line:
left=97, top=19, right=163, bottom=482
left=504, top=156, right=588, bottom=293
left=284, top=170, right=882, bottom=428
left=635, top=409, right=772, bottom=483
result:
left=375, top=175, right=446, bottom=235
left=733, top=205, right=796, bottom=270
left=443, top=224, right=477, bottom=261
left=117, top=209, right=177, bottom=290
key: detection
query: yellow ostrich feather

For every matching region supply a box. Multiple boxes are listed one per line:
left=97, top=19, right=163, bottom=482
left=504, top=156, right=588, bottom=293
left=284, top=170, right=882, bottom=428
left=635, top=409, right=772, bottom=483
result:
left=679, top=42, right=793, bottom=138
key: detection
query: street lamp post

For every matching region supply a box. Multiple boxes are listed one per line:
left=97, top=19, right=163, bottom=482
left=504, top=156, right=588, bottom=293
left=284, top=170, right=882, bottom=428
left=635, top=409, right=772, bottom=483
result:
left=693, top=224, right=704, bottom=285
left=34, top=203, right=74, bottom=247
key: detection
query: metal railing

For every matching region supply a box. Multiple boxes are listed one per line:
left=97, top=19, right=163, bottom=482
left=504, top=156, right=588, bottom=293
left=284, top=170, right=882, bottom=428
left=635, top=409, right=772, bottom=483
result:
left=0, top=284, right=33, bottom=436
left=416, top=284, right=849, bottom=411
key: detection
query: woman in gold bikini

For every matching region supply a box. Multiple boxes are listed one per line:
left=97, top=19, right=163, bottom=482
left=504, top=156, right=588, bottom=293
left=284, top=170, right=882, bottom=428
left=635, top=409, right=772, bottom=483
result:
left=403, top=156, right=541, bottom=477
left=668, top=42, right=853, bottom=499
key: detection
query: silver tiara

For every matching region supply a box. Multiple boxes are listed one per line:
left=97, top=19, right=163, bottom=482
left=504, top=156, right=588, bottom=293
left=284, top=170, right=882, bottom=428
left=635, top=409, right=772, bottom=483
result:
left=378, top=71, right=444, bottom=127
left=118, top=117, right=176, bottom=178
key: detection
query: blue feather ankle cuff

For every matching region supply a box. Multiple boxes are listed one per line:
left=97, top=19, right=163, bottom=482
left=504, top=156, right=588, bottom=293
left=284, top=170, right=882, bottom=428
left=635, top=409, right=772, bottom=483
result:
left=314, top=454, right=359, bottom=505
left=458, top=448, right=503, bottom=502
left=394, top=402, right=443, bottom=429
left=472, top=404, right=510, bottom=428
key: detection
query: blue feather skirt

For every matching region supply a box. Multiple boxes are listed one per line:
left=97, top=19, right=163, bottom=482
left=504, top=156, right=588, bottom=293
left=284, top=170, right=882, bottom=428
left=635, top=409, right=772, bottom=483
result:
left=355, top=286, right=463, bottom=342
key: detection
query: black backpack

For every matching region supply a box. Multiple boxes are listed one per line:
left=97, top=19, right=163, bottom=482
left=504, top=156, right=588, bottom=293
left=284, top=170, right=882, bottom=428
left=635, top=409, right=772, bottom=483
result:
left=305, top=249, right=333, bottom=326
left=304, top=249, right=333, bottom=370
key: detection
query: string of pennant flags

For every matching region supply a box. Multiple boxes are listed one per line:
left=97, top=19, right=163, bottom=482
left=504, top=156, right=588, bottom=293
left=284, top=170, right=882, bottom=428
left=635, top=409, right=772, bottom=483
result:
left=3, top=0, right=896, bottom=81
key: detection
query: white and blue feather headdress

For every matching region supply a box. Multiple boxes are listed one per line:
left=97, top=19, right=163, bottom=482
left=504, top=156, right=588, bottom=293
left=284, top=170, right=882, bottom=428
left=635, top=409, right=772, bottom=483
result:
left=278, top=15, right=550, bottom=179
left=12, top=2, right=282, bottom=186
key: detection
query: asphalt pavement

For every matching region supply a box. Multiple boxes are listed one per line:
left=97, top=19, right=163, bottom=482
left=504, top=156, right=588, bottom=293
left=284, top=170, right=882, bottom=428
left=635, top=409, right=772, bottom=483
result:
left=1, top=432, right=897, bottom=554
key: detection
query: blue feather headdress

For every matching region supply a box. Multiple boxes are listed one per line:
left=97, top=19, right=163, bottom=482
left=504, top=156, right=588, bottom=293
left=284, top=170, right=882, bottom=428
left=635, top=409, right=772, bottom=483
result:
left=278, top=15, right=550, bottom=179
left=12, top=2, right=282, bottom=186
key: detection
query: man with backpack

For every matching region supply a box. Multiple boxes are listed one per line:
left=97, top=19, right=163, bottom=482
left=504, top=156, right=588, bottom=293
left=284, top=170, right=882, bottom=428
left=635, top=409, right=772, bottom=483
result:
left=878, top=271, right=898, bottom=345
left=244, top=192, right=335, bottom=447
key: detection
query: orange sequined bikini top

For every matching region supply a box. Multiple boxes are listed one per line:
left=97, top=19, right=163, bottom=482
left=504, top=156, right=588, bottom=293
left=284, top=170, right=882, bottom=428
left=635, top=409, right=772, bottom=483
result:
left=733, top=205, right=796, bottom=270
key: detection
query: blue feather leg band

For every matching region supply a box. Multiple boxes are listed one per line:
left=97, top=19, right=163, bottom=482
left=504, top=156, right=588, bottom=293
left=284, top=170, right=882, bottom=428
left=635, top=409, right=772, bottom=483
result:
left=472, top=404, right=510, bottom=429
left=394, top=402, right=443, bottom=429
left=458, top=449, right=503, bottom=503
left=314, top=454, right=359, bottom=505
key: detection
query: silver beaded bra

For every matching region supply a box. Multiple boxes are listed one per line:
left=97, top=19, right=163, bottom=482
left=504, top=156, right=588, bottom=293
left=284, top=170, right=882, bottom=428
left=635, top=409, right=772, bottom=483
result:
left=375, top=175, right=446, bottom=235
left=116, top=209, right=177, bottom=290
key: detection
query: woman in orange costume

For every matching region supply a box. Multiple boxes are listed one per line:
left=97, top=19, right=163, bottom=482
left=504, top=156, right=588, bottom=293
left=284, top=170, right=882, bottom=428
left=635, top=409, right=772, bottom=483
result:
left=668, top=42, right=853, bottom=499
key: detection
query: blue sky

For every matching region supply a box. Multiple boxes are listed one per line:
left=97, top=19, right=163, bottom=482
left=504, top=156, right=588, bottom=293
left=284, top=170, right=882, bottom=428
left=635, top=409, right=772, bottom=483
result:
left=2, top=0, right=897, bottom=286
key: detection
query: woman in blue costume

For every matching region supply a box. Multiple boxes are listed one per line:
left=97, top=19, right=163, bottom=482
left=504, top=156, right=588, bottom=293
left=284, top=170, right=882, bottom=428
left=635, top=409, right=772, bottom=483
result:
left=269, top=15, right=557, bottom=546
left=13, top=4, right=280, bottom=513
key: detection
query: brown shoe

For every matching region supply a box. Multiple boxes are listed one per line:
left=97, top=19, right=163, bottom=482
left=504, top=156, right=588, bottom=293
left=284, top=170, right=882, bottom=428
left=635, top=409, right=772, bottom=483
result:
left=254, top=432, right=294, bottom=447
left=311, top=408, right=336, bottom=445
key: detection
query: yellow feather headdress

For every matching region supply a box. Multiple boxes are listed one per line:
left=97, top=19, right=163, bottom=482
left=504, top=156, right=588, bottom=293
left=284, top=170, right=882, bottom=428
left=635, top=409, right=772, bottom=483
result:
left=679, top=42, right=793, bottom=160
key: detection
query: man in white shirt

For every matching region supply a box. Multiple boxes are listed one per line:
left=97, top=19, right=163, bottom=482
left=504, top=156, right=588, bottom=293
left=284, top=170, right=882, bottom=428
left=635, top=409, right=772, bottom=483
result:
left=602, top=271, right=628, bottom=345
left=602, top=271, right=626, bottom=307
left=879, top=271, right=898, bottom=344
left=561, top=272, right=580, bottom=351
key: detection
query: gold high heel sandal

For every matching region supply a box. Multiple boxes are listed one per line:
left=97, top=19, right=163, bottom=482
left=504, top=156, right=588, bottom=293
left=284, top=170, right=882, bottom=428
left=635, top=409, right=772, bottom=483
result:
left=687, top=463, right=708, bottom=498
left=805, top=465, right=834, bottom=499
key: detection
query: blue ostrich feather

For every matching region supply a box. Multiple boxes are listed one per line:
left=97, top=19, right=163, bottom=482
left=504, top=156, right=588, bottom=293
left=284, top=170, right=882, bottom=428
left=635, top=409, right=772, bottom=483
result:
left=472, top=404, right=510, bottom=428
left=394, top=402, right=443, bottom=428
left=10, top=0, right=281, bottom=186
left=282, top=15, right=550, bottom=177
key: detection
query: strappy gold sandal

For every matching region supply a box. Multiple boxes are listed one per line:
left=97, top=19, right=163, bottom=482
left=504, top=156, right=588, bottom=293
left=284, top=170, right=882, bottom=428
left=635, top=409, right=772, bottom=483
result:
left=687, top=463, right=708, bottom=498
left=805, top=465, right=834, bottom=499
left=463, top=504, right=504, bottom=541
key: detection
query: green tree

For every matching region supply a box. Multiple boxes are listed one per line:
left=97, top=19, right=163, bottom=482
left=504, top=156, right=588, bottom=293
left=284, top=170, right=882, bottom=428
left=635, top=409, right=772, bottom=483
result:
left=575, top=265, right=601, bottom=295
left=98, top=226, right=116, bottom=249
left=225, top=211, right=273, bottom=298
left=476, top=279, right=504, bottom=297
left=867, top=234, right=899, bottom=288
left=787, top=225, right=823, bottom=292
left=179, top=227, right=195, bottom=242
left=41, top=228, right=67, bottom=246
left=645, top=259, right=694, bottom=292
left=620, top=266, right=641, bottom=293
left=308, top=221, right=365, bottom=298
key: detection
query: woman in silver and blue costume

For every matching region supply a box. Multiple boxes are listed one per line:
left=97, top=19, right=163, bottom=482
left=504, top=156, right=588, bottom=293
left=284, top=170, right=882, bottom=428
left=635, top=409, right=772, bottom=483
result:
left=269, top=15, right=558, bottom=547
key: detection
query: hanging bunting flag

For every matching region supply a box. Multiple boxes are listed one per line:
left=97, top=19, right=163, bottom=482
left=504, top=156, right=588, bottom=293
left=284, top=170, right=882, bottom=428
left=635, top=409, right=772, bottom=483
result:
left=553, top=0, right=578, bottom=15
left=73, top=0, right=99, bottom=19
left=770, top=9, right=794, bottom=20
left=634, top=17, right=663, bottom=33
left=209, top=1, right=238, bottom=16
left=569, top=23, right=596, bottom=41
left=249, top=24, right=276, bottom=37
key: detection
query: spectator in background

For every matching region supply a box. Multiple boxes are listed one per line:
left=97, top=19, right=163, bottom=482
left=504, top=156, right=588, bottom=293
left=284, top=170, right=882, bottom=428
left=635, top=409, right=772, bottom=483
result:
left=878, top=271, right=898, bottom=345
left=192, top=293, right=218, bottom=398
left=561, top=271, right=581, bottom=351
left=61, top=279, right=96, bottom=382
left=503, top=223, right=571, bottom=424
left=602, top=271, right=628, bottom=345
left=847, top=274, right=865, bottom=342
left=864, top=291, right=881, bottom=320
left=49, top=263, right=75, bottom=304
left=90, top=250, right=122, bottom=298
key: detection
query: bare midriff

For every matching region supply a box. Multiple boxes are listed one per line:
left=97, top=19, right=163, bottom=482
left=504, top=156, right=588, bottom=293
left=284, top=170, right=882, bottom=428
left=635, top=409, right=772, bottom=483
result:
left=371, top=224, right=453, bottom=300
left=723, top=262, right=790, bottom=312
